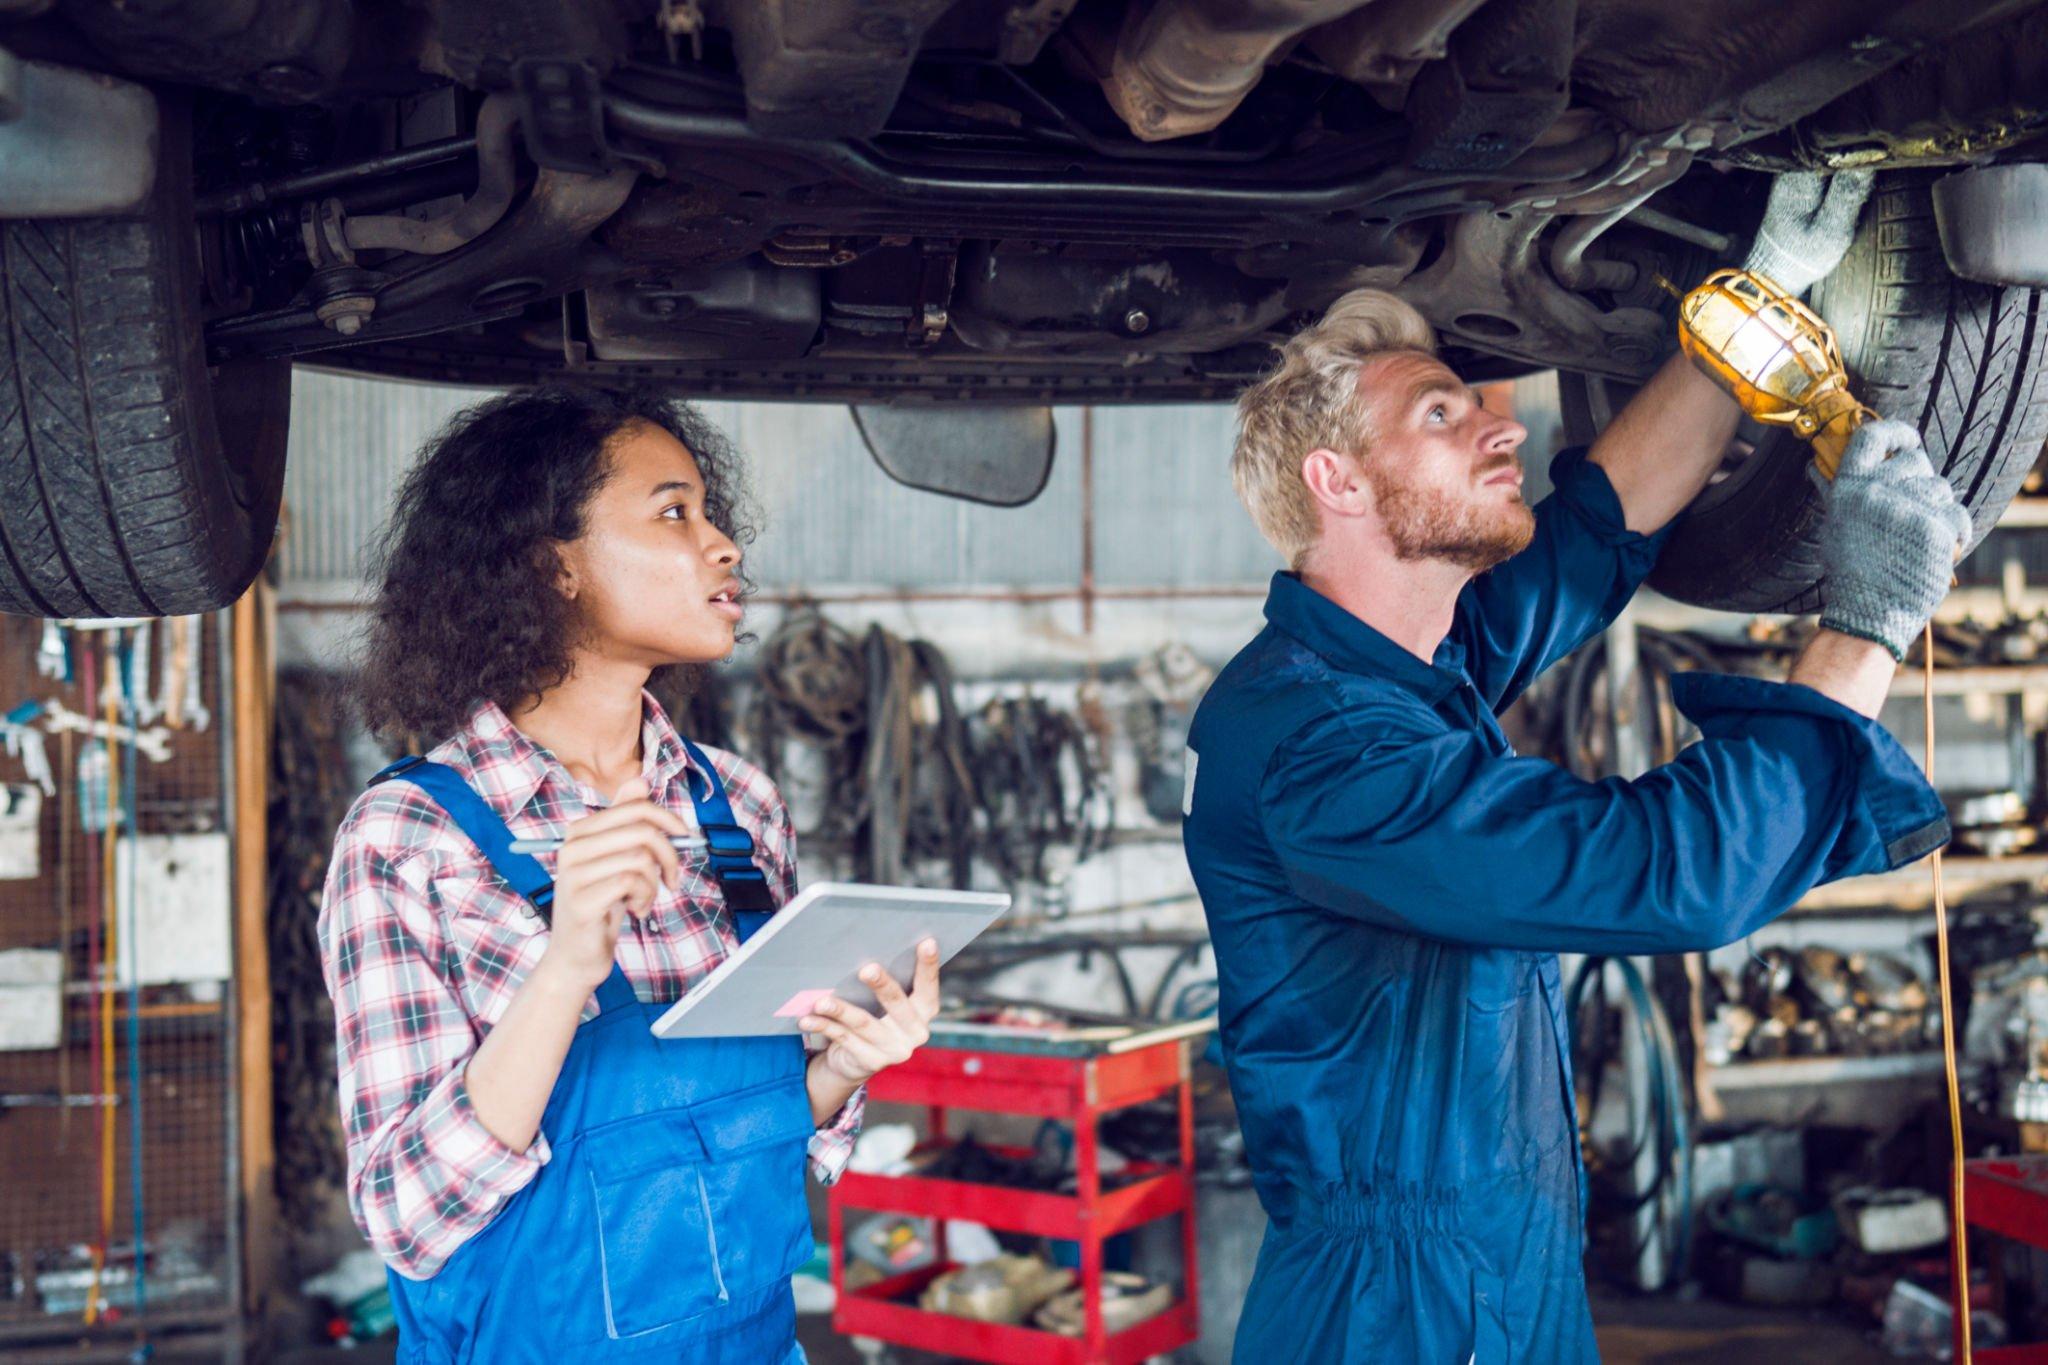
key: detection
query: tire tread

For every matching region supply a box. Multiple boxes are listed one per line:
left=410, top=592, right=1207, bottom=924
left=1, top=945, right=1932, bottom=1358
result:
left=1642, top=171, right=2048, bottom=614
left=0, top=132, right=288, bottom=618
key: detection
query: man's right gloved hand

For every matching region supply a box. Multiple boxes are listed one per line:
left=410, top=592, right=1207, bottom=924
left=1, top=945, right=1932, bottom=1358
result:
left=1818, top=419, right=1973, bottom=660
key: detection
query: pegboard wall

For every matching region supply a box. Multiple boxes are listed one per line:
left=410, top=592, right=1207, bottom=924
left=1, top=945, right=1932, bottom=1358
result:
left=0, top=613, right=238, bottom=1349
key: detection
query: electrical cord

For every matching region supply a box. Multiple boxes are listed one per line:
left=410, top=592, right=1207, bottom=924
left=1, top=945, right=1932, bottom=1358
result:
left=973, top=694, right=1111, bottom=887
left=269, top=672, right=357, bottom=1228
left=1145, top=940, right=1211, bottom=1020
left=1551, top=621, right=1969, bottom=1340
left=1925, top=622, right=1972, bottom=1364
left=910, top=639, right=980, bottom=888
left=1554, top=627, right=1731, bottom=779
left=751, top=608, right=867, bottom=849
left=1567, top=954, right=1694, bottom=1291
left=751, top=611, right=989, bottom=887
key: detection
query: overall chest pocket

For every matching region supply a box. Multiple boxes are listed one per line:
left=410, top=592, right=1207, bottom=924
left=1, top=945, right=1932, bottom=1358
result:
left=581, top=1079, right=816, bottom=1341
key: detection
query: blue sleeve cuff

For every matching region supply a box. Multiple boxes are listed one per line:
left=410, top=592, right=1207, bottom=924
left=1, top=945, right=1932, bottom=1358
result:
left=1545, top=445, right=1676, bottom=560
left=1671, top=671, right=1949, bottom=873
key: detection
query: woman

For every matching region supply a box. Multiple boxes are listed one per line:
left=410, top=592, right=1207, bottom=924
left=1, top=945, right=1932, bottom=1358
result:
left=320, top=387, right=938, bottom=1363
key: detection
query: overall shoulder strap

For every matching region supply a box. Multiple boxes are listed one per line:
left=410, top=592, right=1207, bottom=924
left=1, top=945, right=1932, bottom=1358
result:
left=677, top=739, right=778, bottom=942
left=369, top=756, right=557, bottom=922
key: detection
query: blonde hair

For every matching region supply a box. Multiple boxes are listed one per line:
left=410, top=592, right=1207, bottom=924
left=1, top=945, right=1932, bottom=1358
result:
left=1232, top=288, right=1437, bottom=565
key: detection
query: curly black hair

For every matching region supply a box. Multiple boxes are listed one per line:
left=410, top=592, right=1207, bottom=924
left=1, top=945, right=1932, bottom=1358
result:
left=356, top=386, right=757, bottom=748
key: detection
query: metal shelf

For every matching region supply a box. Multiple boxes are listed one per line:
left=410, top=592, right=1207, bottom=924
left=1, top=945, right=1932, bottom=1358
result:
left=1794, top=854, right=2048, bottom=911
left=1701, top=1051, right=1949, bottom=1124
left=1704, top=1051, right=1948, bottom=1088
left=1994, top=499, right=2048, bottom=529
left=1886, top=664, right=2048, bottom=698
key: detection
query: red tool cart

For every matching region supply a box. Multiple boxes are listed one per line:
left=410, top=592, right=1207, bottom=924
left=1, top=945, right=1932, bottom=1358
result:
left=829, top=1020, right=1212, bottom=1364
left=1961, top=1154, right=2048, bottom=1364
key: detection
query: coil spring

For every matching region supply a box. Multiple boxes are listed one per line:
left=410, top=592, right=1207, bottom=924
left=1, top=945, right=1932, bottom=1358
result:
left=223, top=202, right=304, bottom=295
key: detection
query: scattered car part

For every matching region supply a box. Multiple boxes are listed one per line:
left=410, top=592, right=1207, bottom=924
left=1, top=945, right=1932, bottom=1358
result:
left=1834, top=1187, right=1949, bottom=1254
left=1949, top=789, right=2038, bottom=858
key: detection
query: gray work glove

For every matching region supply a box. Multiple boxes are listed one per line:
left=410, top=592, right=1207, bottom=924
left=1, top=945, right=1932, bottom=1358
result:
left=1744, top=170, right=1875, bottom=296
left=1818, top=419, right=1973, bottom=660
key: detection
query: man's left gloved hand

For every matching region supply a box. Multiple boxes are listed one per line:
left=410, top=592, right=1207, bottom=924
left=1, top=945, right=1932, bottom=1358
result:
left=1744, top=170, right=1876, bottom=296
left=1818, top=418, right=1972, bottom=661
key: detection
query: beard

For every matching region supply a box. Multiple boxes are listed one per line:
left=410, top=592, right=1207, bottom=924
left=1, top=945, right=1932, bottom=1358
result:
left=1372, top=459, right=1536, bottom=572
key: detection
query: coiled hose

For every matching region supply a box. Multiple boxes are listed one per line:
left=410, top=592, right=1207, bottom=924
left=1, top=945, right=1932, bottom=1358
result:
left=1567, top=953, right=1694, bottom=1291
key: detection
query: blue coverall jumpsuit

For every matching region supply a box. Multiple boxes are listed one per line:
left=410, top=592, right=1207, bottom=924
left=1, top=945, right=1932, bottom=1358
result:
left=365, top=740, right=813, bottom=1364
left=1182, top=447, right=1949, bottom=1363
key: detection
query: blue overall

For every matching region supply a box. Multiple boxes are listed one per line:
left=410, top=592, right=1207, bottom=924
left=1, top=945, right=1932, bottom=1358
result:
left=1182, top=448, right=1948, bottom=1362
left=366, top=740, right=813, bottom=1364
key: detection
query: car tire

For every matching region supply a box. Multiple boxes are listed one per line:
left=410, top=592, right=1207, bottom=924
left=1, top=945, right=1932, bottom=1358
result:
left=0, top=98, right=289, bottom=618
left=1561, top=169, right=2048, bottom=615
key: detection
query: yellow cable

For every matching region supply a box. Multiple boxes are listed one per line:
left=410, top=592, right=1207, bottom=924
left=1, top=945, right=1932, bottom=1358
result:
left=1925, top=623, right=1972, bottom=1364
left=85, top=644, right=120, bottom=1325
left=104, top=664, right=121, bottom=1313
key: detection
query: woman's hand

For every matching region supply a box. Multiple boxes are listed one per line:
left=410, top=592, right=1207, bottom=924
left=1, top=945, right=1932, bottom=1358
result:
left=802, top=938, right=941, bottom=1087
left=537, top=775, right=690, bottom=994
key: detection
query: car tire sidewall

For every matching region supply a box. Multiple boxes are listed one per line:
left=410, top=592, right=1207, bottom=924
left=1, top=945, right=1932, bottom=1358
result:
left=1570, top=169, right=2043, bottom=616
left=156, top=94, right=291, bottom=611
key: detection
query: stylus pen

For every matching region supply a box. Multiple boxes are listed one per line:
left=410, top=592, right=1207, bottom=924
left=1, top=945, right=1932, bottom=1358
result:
left=507, top=835, right=710, bottom=855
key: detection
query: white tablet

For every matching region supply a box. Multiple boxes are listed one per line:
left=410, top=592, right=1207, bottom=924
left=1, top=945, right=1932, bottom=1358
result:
left=650, top=882, right=1011, bottom=1039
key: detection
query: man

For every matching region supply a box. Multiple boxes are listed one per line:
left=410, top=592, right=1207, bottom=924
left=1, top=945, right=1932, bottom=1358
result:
left=1181, top=174, right=1971, bottom=1362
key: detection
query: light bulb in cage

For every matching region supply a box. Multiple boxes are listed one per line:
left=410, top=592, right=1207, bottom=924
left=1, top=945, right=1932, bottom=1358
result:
left=1676, top=268, right=1873, bottom=480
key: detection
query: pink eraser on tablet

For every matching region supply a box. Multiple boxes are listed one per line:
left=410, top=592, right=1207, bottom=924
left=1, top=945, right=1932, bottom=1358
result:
left=775, top=988, right=833, bottom=1019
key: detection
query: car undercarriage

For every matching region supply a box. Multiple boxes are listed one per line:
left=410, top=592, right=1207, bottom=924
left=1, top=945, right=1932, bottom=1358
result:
left=28, top=0, right=2043, bottom=398
left=2, top=0, right=2047, bottom=615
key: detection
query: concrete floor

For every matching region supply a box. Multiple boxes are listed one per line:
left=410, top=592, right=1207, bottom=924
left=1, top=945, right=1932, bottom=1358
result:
left=1583, top=1286, right=1896, bottom=1365
left=128, top=1283, right=1908, bottom=1364
left=784, top=1284, right=1901, bottom=1364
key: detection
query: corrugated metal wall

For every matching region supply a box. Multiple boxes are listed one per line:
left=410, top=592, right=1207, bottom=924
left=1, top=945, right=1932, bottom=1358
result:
left=719, top=400, right=1093, bottom=591
left=280, top=369, right=1561, bottom=600
left=279, top=376, right=1276, bottom=597
left=279, top=371, right=482, bottom=593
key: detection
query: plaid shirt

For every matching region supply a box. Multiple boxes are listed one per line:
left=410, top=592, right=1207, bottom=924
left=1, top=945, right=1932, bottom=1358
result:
left=319, top=694, right=863, bottom=1280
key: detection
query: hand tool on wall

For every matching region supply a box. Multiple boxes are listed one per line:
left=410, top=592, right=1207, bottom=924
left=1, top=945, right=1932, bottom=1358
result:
left=181, top=616, right=211, bottom=732
left=0, top=701, right=55, bottom=796
left=0, top=1091, right=118, bottom=1110
left=36, top=619, right=68, bottom=681
left=42, top=700, right=174, bottom=764
left=132, top=619, right=161, bottom=727
left=163, top=614, right=189, bottom=730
